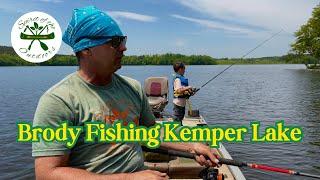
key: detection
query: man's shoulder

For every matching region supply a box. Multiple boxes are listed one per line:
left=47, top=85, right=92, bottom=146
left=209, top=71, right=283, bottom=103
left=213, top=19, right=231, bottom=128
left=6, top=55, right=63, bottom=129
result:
left=42, top=72, right=78, bottom=100
left=115, top=74, right=142, bottom=91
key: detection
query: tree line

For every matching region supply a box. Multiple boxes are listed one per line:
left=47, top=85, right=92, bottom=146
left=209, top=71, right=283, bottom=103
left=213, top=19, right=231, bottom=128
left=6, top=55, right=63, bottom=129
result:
left=0, top=46, right=316, bottom=66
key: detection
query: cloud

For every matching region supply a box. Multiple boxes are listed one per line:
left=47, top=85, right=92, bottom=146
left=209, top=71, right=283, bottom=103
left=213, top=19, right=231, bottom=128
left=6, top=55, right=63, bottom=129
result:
left=172, top=14, right=256, bottom=35
left=107, top=11, right=157, bottom=22
left=175, top=0, right=318, bottom=33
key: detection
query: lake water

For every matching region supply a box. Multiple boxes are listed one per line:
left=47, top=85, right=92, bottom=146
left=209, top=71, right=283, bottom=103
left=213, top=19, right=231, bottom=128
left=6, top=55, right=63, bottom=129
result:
left=1, top=65, right=319, bottom=179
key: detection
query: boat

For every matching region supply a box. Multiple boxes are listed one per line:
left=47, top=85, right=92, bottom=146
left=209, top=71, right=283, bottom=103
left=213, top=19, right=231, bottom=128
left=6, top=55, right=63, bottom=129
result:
left=143, top=77, right=246, bottom=179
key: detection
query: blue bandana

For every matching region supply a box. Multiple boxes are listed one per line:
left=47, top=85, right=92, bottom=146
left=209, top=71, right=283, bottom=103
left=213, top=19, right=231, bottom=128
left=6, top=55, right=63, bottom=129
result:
left=62, top=6, right=123, bottom=52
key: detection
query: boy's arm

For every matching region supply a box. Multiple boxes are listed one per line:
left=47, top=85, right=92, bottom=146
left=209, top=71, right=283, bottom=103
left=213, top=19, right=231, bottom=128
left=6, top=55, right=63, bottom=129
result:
left=173, top=78, right=191, bottom=94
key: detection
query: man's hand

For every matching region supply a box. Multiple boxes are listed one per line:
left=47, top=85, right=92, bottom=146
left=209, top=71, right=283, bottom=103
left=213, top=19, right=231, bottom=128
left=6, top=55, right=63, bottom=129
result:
left=192, top=143, right=220, bottom=167
left=130, top=170, right=168, bottom=180
left=160, top=142, right=220, bottom=168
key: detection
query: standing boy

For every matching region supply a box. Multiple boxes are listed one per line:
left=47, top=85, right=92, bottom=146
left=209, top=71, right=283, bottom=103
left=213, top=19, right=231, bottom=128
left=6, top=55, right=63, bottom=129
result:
left=172, top=62, right=196, bottom=124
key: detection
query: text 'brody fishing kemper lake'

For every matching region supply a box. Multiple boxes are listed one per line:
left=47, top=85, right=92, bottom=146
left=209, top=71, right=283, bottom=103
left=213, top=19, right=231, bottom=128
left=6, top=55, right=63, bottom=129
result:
left=17, top=121, right=302, bottom=148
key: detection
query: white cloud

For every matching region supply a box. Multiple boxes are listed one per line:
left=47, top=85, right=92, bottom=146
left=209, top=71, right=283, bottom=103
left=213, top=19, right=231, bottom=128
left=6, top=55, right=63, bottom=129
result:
left=108, top=11, right=157, bottom=22
left=172, top=14, right=256, bottom=35
left=175, top=0, right=318, bottom=33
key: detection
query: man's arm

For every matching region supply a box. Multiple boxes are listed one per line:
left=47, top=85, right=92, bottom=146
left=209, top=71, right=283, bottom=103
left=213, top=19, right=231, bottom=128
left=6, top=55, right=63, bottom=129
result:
left=35, top=155, right=168, bottom=180
left=160, top=142, right=219, bottom=167
left=35, top=155, right=127, bottom=180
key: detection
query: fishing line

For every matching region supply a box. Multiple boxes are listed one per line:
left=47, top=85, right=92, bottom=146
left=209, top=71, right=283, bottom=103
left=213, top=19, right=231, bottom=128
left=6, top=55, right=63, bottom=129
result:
left=198, top=29, right=283, bottom=90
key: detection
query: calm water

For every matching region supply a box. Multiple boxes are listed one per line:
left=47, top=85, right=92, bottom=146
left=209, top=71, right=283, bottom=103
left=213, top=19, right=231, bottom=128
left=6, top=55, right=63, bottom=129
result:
left=1, top=65, right=320, bottom=179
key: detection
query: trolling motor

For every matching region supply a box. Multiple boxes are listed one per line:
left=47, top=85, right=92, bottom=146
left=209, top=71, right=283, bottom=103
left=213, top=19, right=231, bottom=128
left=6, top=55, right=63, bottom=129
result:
left=186, top=88, right=200, bottom=117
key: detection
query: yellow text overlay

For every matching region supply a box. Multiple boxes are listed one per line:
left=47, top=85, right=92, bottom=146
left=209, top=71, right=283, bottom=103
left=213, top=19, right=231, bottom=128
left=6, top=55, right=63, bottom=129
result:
left=16, top=121, right=303, bottom=148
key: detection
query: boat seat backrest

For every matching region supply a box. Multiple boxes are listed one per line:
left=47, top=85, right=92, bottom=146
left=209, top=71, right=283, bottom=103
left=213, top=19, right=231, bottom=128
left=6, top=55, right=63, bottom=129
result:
left=150, top=82, right=162, bottom=96
left=144, top=77, right=168, bottom=97
left=144, top=77, right=169, bottom=114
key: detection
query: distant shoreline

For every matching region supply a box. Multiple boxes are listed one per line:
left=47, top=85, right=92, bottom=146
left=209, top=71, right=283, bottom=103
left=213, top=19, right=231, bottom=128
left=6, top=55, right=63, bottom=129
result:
left=0, top=45, right=316, bottom=66
left=0, top=63, right=306, bottom=67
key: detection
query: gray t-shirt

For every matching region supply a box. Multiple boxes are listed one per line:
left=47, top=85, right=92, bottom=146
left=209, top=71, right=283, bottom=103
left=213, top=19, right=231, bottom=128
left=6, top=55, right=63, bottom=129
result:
left=32, top=72, right=155, bottom=173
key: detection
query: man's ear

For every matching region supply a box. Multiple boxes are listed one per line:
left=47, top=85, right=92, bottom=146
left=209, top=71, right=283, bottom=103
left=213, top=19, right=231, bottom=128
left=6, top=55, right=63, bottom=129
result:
left=82, top=48, right=92, bottom=57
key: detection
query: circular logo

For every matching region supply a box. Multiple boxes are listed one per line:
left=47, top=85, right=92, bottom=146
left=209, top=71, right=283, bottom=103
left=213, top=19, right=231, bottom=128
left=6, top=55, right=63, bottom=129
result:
left=11, top=11, right=62, bottom=63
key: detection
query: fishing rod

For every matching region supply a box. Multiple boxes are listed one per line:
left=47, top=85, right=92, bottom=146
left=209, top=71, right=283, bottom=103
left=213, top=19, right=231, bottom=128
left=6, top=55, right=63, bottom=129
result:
left=197, top=29, right=283, bottom=92
left=143, top=147, right=320, bottom=179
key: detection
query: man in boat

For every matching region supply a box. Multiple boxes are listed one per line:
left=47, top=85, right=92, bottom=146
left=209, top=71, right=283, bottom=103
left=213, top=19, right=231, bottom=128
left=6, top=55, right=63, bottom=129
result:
left=32, top=6, right=218, bottom=180
left=172, top=62, right=196, bottom=124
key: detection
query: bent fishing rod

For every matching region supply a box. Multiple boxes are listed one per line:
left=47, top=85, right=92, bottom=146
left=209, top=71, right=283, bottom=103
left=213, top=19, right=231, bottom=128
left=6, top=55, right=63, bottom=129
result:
left=196, top=29, right=283, bottom=92
left=143, top=147, right=320, bottom=179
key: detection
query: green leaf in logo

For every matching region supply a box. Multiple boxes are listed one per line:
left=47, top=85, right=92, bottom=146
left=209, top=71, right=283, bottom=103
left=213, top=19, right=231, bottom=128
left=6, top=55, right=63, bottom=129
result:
left=30, top=27, right=35, bottom=30
left=34, top=22, right=39, bottom=29
left=39, top=41, right=48, bottom=51
left=39, top=26, right=43, bottom=30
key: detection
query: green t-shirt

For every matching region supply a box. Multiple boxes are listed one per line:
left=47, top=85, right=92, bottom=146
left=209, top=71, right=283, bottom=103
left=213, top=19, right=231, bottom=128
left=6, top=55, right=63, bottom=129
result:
left=32, top=72, right=155, bottom=174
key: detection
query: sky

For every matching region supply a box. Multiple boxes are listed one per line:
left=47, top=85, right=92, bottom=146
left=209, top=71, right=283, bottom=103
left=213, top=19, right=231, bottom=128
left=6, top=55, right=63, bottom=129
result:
left=1, top=0, right=319, bottom=58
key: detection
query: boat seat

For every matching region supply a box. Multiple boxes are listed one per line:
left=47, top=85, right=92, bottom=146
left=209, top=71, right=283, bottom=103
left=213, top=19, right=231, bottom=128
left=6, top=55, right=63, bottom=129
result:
left=144, top=77, right=169, bottom=115
left=147, top=96, right=167, bottom=106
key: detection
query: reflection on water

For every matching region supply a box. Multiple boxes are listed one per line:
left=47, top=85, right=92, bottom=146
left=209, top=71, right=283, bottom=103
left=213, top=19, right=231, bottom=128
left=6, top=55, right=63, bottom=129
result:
left=0, top=65, right=319, bottom=179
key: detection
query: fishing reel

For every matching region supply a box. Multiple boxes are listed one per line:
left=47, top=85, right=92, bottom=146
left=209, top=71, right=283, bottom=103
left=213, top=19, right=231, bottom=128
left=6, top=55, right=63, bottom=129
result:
left=200, top=168, right=224, bottom=180
left=174, top=87, right=200, bottom=99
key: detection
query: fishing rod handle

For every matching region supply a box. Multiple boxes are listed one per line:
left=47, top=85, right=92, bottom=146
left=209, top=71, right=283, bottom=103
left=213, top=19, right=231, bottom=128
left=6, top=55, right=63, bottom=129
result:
left=168, top=149, right=247, bottom=167
left=143, top=147, right=320, bottom=178
left=143, top=147, right=246, bottom=167
left=218, top=158, right=247, bottom=167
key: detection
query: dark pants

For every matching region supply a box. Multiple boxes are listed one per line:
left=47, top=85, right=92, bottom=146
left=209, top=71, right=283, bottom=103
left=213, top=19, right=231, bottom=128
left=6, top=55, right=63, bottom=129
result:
left=173, top=104, right=185, bottom=125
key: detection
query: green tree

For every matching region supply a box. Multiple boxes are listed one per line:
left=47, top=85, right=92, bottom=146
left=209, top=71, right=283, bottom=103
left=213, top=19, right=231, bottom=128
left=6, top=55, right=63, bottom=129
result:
left=291, top=4, right=320, bottom=67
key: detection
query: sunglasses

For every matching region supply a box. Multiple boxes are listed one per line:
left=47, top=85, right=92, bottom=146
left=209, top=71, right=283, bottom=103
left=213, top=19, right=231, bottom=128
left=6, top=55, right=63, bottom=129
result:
left=107, top=36, right=127, bottom=49
left=75, top=35, right=127, bottom=49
